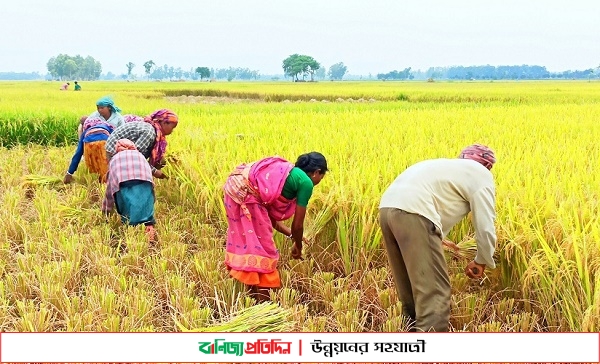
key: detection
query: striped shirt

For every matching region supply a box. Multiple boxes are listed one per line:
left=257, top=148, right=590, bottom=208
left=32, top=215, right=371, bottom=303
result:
left=102, top=150, right=154, bottom=213
left=105, top=122, right=156, bottom=163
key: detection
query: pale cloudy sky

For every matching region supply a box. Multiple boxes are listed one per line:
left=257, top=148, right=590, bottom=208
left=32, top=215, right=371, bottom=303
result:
left=1, top=0, right=599, bottom=76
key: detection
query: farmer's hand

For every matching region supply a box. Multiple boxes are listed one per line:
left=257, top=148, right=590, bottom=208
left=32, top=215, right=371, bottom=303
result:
left=291, top=243, right=303, bottom=260
left=155, top=158, right=167, bottom=169
left=153, top=170, right=167, bottom=179
left=465, top=260, right=486, bottom=279
left=63, top=173, right=74, bottom=184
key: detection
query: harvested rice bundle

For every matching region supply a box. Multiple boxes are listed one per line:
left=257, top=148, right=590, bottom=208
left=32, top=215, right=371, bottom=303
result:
left=178, top=302, right=293, bottom=332
left=21, top=174, right=63, bottom=198
left=21, top=174, right=63, bottom=188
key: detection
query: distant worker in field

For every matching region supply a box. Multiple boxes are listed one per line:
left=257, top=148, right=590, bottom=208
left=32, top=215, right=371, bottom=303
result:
left=64, top=116, right=115, bottom=184
left=102, top=139, right=157, bottom=242
left=378, top=144, right=497, bottom=332
left=77, top=96, right=125, bottom=139
left=74, top=81, right=81, bottom=91
left=223, top=152, right=328, bottom=302
left=60, top=82, right=70, bottom=90
left=105, top=109, right=179, bottom=180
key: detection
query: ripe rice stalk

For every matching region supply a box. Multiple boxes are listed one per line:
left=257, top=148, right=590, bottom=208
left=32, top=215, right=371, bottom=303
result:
left=334, top=201, right=383, bottom=275
left=567, top=208, right=594, bottom=306
left=580, top=274, right=600, bottom=331
left=304, top=193, right=337, bottom=239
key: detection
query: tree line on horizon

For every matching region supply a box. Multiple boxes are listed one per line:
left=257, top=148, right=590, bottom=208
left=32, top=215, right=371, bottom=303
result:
left=0, top=53, right=598, bottom=81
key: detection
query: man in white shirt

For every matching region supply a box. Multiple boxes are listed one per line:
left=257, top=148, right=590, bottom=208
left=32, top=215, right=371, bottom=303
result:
left=379, top=144, right=497, bottom=332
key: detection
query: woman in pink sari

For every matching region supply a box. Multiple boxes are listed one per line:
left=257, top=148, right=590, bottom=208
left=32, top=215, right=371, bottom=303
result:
left=223, top=152, right=328, bottom=302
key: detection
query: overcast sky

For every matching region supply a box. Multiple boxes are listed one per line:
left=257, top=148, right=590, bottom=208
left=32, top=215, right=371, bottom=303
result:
left=1, top=0, right=599, bottom=76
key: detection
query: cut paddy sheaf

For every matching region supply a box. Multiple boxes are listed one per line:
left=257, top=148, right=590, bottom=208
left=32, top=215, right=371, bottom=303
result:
left=0, top=80, right=599, bottom=332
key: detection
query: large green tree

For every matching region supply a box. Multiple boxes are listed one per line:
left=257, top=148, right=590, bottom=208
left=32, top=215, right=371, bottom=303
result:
left=282, top=54, right=320, bottom=81
left=328, top=62, right=348, bottom=80
left=46, top=54, right=101, bottom=80
left=143, top=60, right=155, bottom=80
left=63, top=59, right=78, bottom=79
left=126, top=62, right=135, bottom=79
left=82, top=56, right=102, bottom=80
left=195, top=66, right=210, bottom=80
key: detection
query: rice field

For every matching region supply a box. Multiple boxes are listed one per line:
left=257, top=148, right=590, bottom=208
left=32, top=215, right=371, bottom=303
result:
left=0, top=80, right=599, bottom=334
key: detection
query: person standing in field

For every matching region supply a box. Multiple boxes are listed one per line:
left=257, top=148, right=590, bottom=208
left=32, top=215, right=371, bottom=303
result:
left=223, top=152, right=328, bottom=302
left=64, top=116, right=115, bottom=184
left=74, top=81, right=81, bottom=91
left=102, top=139, right=157, bottom=242
left=77, top=96, right=125, bottom=139
left=378, top=144, right=497, bottom=332
left=104, top=109, right=178, bottom=180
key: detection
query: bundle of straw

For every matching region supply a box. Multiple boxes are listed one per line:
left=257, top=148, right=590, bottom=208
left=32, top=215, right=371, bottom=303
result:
left=177, top=302, right=293, bottom=332
left=21, top=174, right=63, bottom=188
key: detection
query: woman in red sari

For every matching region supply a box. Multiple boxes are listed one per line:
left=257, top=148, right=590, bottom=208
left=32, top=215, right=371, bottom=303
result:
left=223, top=152, right=328, bottom=302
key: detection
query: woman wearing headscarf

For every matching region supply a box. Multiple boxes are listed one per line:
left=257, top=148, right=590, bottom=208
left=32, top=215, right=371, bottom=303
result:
left=378, top=143, right=497, bottom=332
left=64, top=116, right=115, bottom=184
left=77, top=96, right=125, bottom=139
left=102, top=139, right=157, bottom=242
left=223, top=152, right=328, bottom=302
left=66, top=113, right=146, bottom=184
left=104, top=109, right=178, bottom=179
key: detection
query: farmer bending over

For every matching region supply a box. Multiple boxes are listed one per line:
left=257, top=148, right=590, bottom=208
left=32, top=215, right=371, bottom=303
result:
left=102, top=139, right=157, bottom=242
left=223, top=152, right=328, bottom=303
left=379, top=144, right=497, bottom=332
left=105, top=109, right=178, bottom=180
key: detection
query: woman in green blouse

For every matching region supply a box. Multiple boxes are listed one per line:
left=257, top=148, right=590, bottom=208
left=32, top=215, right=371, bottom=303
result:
left=223, top=151, right=329, bottom=302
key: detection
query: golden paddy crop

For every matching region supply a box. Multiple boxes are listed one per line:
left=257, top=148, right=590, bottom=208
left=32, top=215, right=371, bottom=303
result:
left=0, top=80, right=599, bottom=332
